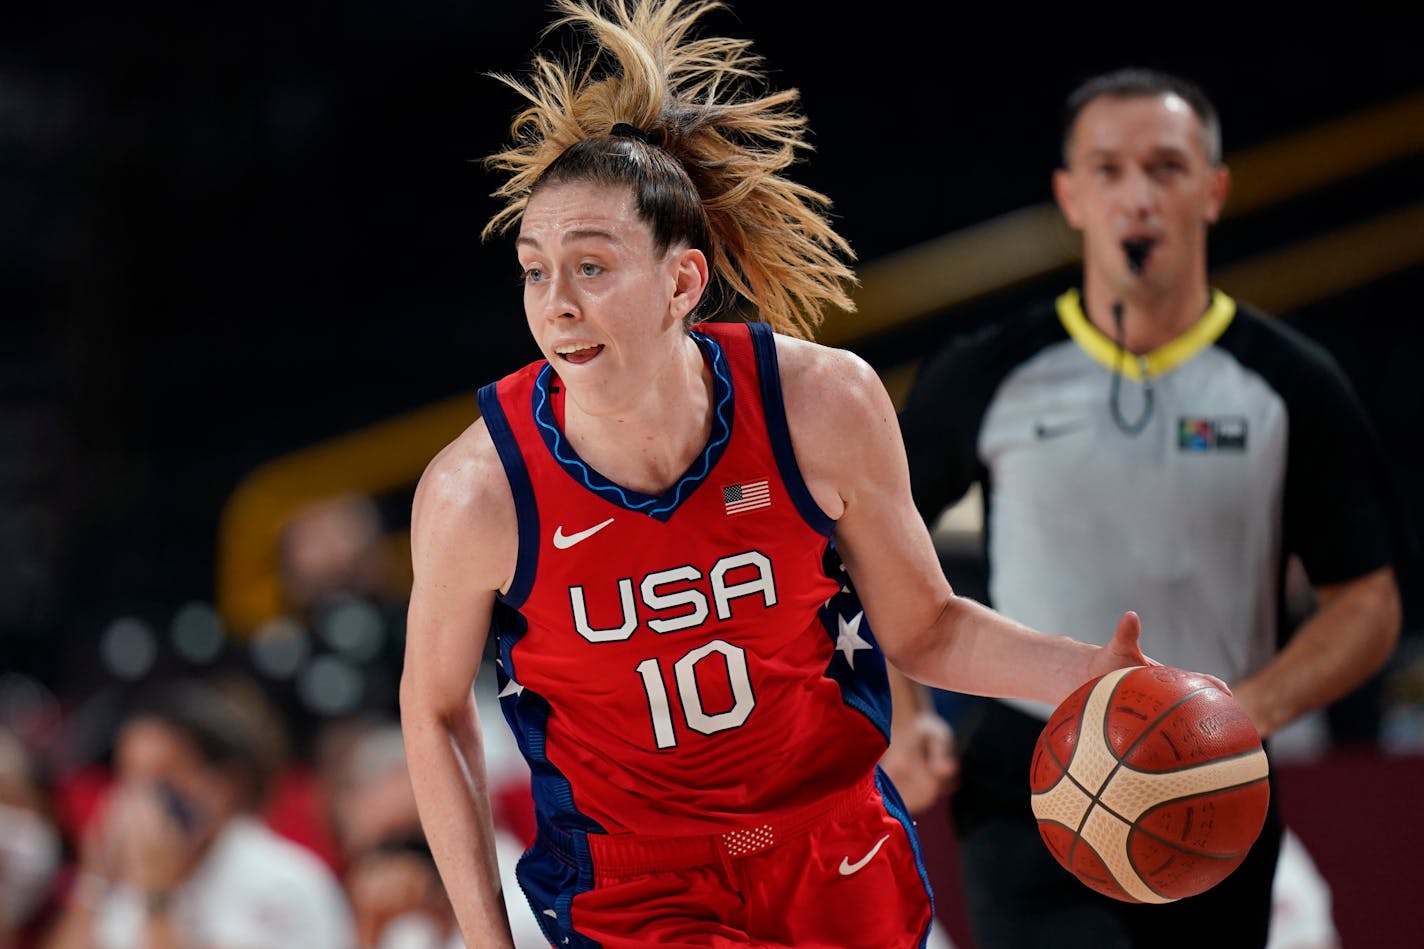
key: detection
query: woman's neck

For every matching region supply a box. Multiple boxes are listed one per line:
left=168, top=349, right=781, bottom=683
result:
left=562, top=333, right=713, bottom=495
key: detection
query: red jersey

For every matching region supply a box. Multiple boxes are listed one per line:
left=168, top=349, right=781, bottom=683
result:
left=477, top=320, right=892, bottom=837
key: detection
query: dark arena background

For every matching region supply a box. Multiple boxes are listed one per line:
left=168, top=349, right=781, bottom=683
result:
left=3, top=4, right=1422, bottom=947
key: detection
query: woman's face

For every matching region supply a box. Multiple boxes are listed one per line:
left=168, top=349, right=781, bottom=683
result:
left=115, top=717, right=234, bottom=837
left=517, top=180, right=705, bottom=414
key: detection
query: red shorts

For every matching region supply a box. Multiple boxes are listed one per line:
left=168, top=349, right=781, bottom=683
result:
left=515, top=769, right=934, bottom=948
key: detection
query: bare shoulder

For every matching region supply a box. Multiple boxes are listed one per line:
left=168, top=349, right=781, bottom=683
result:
left=771, top=332, right=896, bottom=439
left=769, top=333, right=902, bottom=518
left=414, top=418, right=510, bottom=524
left=411, top=417, right=518, bottom=592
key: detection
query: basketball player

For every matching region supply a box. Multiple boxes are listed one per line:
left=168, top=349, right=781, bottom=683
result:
left=399, top=4, right=1156, bottom=947
left=900, top=68, right=1404, bottom=947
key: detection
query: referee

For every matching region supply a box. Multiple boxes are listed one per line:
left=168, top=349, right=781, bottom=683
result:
left=899, top=67, right=1406, bottom=949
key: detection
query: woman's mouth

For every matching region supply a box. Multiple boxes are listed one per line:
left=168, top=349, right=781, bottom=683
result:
left=555, top=343, right=605, bottom=365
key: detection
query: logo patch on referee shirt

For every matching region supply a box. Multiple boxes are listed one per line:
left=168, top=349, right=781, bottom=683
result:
left=1178, top=416, right=1247, bottom=451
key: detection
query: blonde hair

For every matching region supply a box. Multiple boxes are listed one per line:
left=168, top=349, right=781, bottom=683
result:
left=482, top=0, right=857, bottom=340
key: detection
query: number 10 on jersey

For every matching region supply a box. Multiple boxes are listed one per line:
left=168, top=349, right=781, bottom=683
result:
left=635, top=639, right=756, bottom=749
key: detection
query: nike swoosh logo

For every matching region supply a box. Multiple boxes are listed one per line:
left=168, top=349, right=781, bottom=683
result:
left=552, top=517, right=615, bottom=549
left=838, top=833, right=891, bottom=876
left=1034, top=419, right=1088, bottom=440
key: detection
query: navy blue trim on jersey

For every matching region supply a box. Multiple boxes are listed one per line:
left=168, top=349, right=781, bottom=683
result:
left=492, top=601, right=606, bottom=836
left=531, top=331, right=733, bottom=522
left=478, top=381, right=541, bottom=608
left=817, top=544, right=892, bottom=741
left=874, top=766, right=936, bottom=949
left=514, top=821, right=601, bottom=948
left=517, top=816, right=603, bottom=948
left=747, top=321, right=836, bottom=536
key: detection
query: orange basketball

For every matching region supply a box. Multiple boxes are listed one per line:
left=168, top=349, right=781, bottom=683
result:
left=1030, top=664, right=1270, bottom=904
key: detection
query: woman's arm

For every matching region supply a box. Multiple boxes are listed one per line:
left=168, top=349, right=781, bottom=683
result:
left=400, top=422, right=521, bottom=949
left=778, top=337, right=1150, bottom=707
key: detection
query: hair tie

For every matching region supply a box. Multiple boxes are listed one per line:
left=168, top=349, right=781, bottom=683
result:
left=609, top=122, right=652, bottom=144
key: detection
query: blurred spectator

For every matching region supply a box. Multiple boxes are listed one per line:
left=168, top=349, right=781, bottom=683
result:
left=278, top=492, right=405, bottom=622
left=40, top=677, right=354, bottom=949
left=316, top=716, right=415, bottom=872
left=220, top=670, right=345, bottom=875
left=260, top=492, right=411, bottom=763
left=318, top=716, right=545, bottom=949
left=0, top=726, right=62, bottom=949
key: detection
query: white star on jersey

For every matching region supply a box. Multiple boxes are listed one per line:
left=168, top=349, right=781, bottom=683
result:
left=498, top=676, right=524, bottom=699
left=835, top=611, right=873, bottom=669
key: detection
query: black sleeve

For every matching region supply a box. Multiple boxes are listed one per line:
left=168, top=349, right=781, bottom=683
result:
left=898, top=307, right=1060, bottom=527
left=1253, top=318, right=1406, bottom=585
left=898, top=336, right=986, bottom=525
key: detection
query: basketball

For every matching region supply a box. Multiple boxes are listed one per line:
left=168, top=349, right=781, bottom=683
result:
left=1030, top=664, right=1270, bottom=904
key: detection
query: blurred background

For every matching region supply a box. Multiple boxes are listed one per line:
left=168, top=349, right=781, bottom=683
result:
left=2, top=3, right=1422, bottom=947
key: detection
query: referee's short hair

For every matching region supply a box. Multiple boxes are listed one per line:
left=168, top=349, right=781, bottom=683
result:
left=1061, top=67, right=1222, bottom=167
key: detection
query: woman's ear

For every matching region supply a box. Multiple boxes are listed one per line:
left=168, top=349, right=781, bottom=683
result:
left=670, top=247, right=709, bottom=323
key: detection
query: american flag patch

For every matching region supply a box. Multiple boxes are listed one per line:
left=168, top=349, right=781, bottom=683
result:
left=723, top=479, right=771, bottom=515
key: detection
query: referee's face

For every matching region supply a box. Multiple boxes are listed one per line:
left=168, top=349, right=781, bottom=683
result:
left=1054, top=93, right=1231, bottom=298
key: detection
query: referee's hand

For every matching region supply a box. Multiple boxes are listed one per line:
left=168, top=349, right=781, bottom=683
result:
left=880, top=710, right=959, bottom=816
